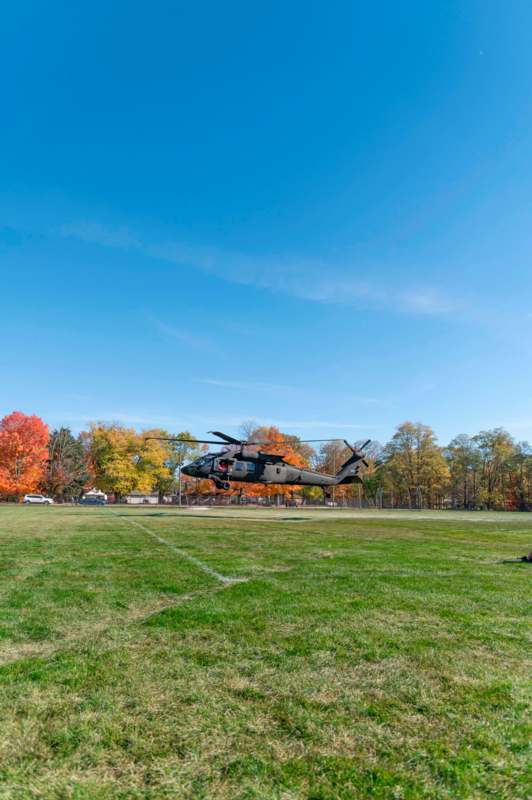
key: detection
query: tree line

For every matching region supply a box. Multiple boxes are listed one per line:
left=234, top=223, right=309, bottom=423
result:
left=1, top=411, right=531, bottom=510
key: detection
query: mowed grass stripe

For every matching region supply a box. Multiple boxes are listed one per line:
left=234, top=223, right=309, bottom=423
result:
left=0, top=508, right=212, bottom=656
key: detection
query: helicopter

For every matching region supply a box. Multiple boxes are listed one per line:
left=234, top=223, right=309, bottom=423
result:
left=148, top=431, right=372, bottom=491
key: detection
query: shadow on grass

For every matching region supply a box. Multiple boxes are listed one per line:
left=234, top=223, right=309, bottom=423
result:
left=102, top=512, right=309, bottom=521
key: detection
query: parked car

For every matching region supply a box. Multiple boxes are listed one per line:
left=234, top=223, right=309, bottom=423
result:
left=79, top=496, right=107, bottom=505
left=23, top=494, right=54, bottom=505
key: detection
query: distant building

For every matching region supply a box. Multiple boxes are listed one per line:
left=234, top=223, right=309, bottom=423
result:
left=82, top=488, right=108, bottom=501
left=124, top=492, right=159, bottom=505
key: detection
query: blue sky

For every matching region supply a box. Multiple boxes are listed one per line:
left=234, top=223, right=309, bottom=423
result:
left=1, top=1, right=532, bottom=446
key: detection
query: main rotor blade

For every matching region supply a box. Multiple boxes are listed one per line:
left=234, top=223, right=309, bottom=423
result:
left=244, top=438, right=347, bottom=445
left=208, top=431, right=243, bottom=445
left=144, top=437, right=226, bottom=444
left=145, top=434, right=373, bottom=448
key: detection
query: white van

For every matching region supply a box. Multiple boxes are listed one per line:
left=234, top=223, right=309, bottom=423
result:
left=23, top=494, right=54, bottom=505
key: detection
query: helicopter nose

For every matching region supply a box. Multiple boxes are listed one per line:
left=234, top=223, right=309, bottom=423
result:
left=181, top=464, right=195, bottom=477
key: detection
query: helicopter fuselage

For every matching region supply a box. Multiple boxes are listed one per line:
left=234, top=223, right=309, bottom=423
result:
left=181, top=451, right=361, bottom=489
left=146, top=431, right=370, bottom=491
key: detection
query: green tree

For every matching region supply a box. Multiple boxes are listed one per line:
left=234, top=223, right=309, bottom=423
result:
left=300, top=485, right=323, bottom=504
left=44, top=428, right=90, bottom=501
left=361, top=469, right=384, bottom=506
left=166, top=431, right=202, bottom=472
left=163, top=432, right=202, bottom=499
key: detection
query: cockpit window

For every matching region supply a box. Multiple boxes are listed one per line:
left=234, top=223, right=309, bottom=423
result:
left=196, top=456, right=211, bottom=466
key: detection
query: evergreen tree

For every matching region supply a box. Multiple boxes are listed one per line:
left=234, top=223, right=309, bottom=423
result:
left=44, top=428, right=90, bottom=501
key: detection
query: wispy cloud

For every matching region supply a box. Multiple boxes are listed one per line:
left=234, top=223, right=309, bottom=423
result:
left=352, top=395, right=393, bottom=407
left=149, top=317, right=214, bottom=350
left=195, top=378, right=296, bottom=392
left=272, top=275, right=456, bottom=314
left=60, top=220, right=460, bottom=316
left=148, top=244, right=458, bottom=314
left=147, top=241, right=218, bottom=270
left=399, top=289, right=457, bottom=315
left=60, top=221, right=141, bottom=249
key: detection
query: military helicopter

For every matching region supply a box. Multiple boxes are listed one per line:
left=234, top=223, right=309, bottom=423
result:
left=149, top=431, right=372, bottom=491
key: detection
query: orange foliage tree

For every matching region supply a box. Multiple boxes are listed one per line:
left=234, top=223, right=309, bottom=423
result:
left=238, top=426, right=313, bottom=501
left=0, top=411, right=49, bottom=499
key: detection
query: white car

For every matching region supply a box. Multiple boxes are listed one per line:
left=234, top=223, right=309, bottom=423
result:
left=23, top=494, right=54, bottom=505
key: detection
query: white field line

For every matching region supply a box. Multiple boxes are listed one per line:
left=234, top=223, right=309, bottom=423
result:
left=109, top=511, right=246, bottom=585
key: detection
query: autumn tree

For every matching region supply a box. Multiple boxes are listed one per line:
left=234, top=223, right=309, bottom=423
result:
left=137, top=430, right=172, bottom=501
left=0, top=411, right=49, bottom=500
left=317, top=440, right=350, bottom=475
left=509, top=441, right=532, bottom=511
left=445, top=434, right=481, bottom=509
left=382, top=422, right=449, bottom=508
left=83, top=425, right=203, bottom=502
left=473, top=429, right=516, bottom=510
left=85, top=423, right=141, bottom=500
left=43, top=427, right=90, bottom=501
left=247, top=426, right=315, bottom=465
left=315, top=440, right=353, bottom=503
left=314, top=439, right=382, bottom=506
left=136, top=430, right=204, bottom=500
left=234, top=425, right=314, bottom=502
left=137, top=430, right=183, bottom=503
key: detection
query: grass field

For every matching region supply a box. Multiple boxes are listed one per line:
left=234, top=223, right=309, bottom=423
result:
left=0, top=507, right=530, bottom=799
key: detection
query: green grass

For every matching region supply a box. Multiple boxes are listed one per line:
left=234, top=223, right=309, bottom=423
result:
left=0, top=506, right=530, bottom=799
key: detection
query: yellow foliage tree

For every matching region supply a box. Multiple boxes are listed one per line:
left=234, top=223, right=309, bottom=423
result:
left=86, top=423, right=141, bottom=500
left=383, top=421, right=449, bottom=508
left=138, top=430, right=175, bottom=502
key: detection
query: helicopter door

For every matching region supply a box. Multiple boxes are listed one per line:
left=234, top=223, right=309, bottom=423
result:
left=215, top=457, right=233, bottom=476
left=232, top=461, right=246, bottom=479
left=275, top=465, right=287, bottom=482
